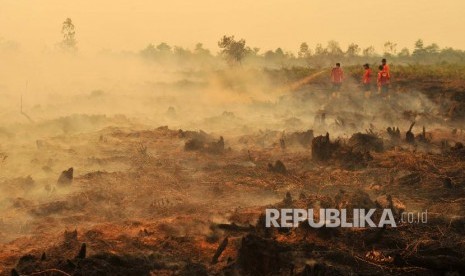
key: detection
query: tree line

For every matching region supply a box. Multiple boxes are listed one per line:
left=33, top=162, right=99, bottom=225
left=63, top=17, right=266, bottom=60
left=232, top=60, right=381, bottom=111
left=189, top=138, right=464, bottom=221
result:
left=4, top=17, right=465, bottom=67
left=140, top=36, right=465, bottom=67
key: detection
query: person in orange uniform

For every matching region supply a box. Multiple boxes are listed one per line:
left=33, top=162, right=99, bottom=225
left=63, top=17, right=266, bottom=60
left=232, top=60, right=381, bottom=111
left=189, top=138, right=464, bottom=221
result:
left=330, top=63, right=344, bottom=91
left=377, top=65, right=389, bottom=95
left=381, top=58, right=391, bottom=87
left=362, top=63, right=372, bottom=92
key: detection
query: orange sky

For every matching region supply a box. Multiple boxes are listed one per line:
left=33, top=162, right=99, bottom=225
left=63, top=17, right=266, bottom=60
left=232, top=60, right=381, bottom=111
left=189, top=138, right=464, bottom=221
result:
left=1, top=0, right=464, bottom=54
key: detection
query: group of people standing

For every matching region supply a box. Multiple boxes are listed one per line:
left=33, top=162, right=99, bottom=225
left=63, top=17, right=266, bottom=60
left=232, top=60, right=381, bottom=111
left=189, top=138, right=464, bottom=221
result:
left=330, top=58, right=391, bottom=95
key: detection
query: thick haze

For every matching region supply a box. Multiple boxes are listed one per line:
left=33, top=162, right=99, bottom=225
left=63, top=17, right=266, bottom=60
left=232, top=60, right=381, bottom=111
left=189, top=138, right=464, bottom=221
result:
left=1, top=0, right=465, bottom=53
left=0, top=0, right=460, bottom=247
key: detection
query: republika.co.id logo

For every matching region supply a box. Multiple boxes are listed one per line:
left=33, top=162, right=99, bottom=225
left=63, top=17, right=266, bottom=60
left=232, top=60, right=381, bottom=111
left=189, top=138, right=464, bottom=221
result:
left=265, top=208, right=428, bottom=228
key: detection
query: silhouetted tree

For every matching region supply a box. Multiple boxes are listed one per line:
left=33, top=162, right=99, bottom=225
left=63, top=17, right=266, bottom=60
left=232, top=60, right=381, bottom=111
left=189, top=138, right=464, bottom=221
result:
left=383, top=41, right=397, bottom=57
left=156, top=42, right=172, bottom=53
left=140, top=43, right=157, bottom=58
left=398, top=47, right=410, bottom=58
left=326, top=40, right=343, bottom=57
left=275, top=48, right=285, bottom=57
left=425, top=43, right=440, bottom=54
left=173, top=46, right=191, bottom=58
left=60, top=18, right=77, bottom=52
left=440, top=47, right=465, bottom=63
left=413, top=39, right=425, bottom=56
left=218, top=35, right=248, bottom=65
left=362, top=46, right=376, bottom=57
left=314, top=43, right=326, bottom=56
left=194, top=43, right=211, bottom=57
left=346, top=43, right=360, bottom=57
left=251, top=47, right=261, bottom=56
left=298, top=42, right=311, bottom=58
left=315, top=43, right=328, bottom=56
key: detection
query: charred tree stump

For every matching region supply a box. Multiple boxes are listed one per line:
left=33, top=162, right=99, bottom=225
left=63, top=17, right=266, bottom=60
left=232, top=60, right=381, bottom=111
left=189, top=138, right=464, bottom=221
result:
left=268, top=160, right=287, bottom=174
left=57, top=168, right=73, bottom=186
left=311, top=133, right=334, bottom=161
left=406, top=122, right=415, bottom=144
left=387, top=126, right=401, bottom=140
left=417, top=126, right=429, bottom=143
left=76, top=243, right=86, bottom=259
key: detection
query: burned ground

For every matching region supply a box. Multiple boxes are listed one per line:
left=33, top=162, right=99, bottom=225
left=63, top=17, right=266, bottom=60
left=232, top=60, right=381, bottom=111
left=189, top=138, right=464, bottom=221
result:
left=1, top=75, right=465, bottom=275
left=0, top=120, right=464, bottom=275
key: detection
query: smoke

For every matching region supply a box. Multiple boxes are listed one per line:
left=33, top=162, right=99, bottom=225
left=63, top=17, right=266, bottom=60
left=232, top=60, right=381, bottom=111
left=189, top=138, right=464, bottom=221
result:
left=0, top=45, right=448, bottom=246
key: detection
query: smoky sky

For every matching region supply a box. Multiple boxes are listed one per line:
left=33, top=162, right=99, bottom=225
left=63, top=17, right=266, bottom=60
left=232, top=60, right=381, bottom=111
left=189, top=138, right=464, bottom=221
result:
left=1, top=0, right=464, bottom=53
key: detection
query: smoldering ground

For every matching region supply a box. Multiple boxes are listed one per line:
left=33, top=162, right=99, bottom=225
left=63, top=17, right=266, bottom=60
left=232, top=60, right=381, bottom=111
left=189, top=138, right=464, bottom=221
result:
left=1, top=48, right=465, bottom=275
left=0, top=49, right=451, bottom=224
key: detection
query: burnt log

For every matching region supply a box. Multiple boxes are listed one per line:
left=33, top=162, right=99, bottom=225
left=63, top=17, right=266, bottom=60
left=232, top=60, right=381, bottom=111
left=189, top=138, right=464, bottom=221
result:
left=211, top=237, right=229, bottom=264
left=217, top=223, right=254, bottom=232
